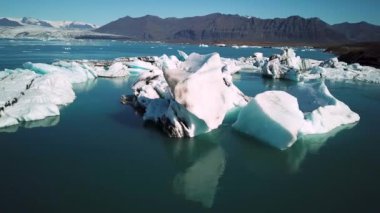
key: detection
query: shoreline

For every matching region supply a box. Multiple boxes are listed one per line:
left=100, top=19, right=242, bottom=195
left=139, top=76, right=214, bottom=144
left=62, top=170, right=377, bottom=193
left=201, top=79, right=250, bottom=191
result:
left=325, top=42, right=380, bottom=68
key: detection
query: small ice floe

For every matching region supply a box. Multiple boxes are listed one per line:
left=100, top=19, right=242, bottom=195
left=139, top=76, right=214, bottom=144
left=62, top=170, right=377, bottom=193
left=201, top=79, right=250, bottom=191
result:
left=232, top=81, right=360, bottom=150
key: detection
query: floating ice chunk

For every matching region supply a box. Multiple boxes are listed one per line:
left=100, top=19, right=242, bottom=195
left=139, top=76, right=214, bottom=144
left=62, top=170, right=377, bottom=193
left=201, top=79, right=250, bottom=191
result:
left=221, top=58, right=241, bottom=75
left=348, top=63, right=362, bottom=71
left=305, top=63, right=380, bottom=84
left=0, top=71, right=75, bottom=128
left=260, top=48, right=320, bottom=81
left=310, top=66, right=325, bottom=75
left=233, top=91, right=304, bottom=150
left=3, top=102, right=59, bottom=122
left=130, top=52, right=248, bottom=137
left=126, top=59, right=157, bottom=71
left=0, top=69, right=38, bottom=107
left=155, top=54, right=181, bottom=71
left=233, top=81, right=360, bottom=150
left=95, top=62, right=129, bottom=78
left=23, top=61, right=97, bottom=83
left=253, top=52, right=263, bottom=61
left=21, top=73, right=75, bottom=105
left=300, top=82, right=360, bottom=135
left=177, top=50, right=188, bottom=61
left=0, top=115, right=18, bottom=128
left=132, top=68, right=171, bottom=108
left=320, top=57, right=341, bottom=68
left=262, top=58, right=282, bottom=78
left=164, top=53, right=248, bottom=133
left=262, top=58, right=301, bottom=81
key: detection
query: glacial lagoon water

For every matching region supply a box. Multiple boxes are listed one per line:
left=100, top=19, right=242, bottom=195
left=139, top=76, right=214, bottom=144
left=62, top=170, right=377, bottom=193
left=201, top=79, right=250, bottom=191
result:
left=0, top=39, right=379, bottom=212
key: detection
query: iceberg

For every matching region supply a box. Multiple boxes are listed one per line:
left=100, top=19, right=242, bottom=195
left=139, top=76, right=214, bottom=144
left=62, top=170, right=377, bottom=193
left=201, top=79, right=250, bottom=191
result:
left=24, top=59, right=133, bottom=81
left=299, top=82, right=360, bottom=135
left=1, top=57, right=133, bottom=129
left=232, top=91, right=305, bottom=149
left=95, top=62, right=130, bottom=78
left=233, top=81, right=360, bottom=150
left=0, top=70, right=75, bottom=128
left=129, top=52, right=249, bottom=137
left=199, top=44, right=209, bottom=48
left=126, top=59, right=157, bottom=71
left=238, top=48, right=380, bottom=84
left=23, top=61, right=97, bottom=83
left=260, top=48, right=317, bottom=81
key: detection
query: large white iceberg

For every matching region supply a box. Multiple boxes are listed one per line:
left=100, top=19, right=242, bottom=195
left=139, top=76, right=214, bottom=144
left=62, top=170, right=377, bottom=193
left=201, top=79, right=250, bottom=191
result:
left=130, top=52, right=249, bottom=137
left=0, top=70, right=75, bottom=128
left=299, top=82, right=360, bottom=135
left=260, top=48, right=316, bottom=81
left=1, top=57, right=134, bottom=129
left=233, top=81, right=360, bottom=150
left=233, top=91, right=304, bottom=149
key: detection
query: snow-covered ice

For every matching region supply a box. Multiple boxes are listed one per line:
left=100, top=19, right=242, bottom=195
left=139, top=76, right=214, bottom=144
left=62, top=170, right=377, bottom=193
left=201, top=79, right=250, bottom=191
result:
left=0, top=70, right=75, bottom=128
left=95, top=62, right=130, bottom=78
left=233, top=91, right=305, bottom=149
left=233, top=81, right=360, bottom=150
left=0, top=57, right=136, bottom=129
left=299, top=82, right=360, bottom=135
left=131, top=52, right=249, bottom=137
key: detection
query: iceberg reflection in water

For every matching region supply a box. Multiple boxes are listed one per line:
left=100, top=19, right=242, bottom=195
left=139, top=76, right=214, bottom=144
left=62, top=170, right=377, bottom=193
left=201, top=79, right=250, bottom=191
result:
left=164, top=122, right=355, bottom=208
left=165, top=134, right=226, bottom=208
left=238, top=123, right=357, bottom=174
left=0, top=115, right=60, bottom=133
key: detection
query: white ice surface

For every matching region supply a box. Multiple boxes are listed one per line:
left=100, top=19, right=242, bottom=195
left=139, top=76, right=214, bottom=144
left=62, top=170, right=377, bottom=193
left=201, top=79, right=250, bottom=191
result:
left=233, top=81, right=360, bottom=150
left=132, top=52, right=249, bottom=137
left=233, top=91, right=304, bottom=149
left=0, top=71, right=75, bottom=128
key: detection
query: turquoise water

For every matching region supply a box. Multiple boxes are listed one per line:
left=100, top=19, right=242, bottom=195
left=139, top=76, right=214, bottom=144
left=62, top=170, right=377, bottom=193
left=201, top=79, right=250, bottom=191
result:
left=0, top=39, right=379, bottom=212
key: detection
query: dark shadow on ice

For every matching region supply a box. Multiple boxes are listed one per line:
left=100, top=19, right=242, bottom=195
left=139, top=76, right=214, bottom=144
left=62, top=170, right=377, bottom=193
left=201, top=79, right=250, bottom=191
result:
left=163, top=134, right=226, bottom=208
left=235, top=123, right=357, bottom=175
left=0, top=116, right=60, bottom=133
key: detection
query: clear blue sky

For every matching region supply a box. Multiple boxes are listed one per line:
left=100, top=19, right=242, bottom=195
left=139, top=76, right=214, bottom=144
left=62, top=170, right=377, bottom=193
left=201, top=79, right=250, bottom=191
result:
left=1, top=0, right=379, bottom=26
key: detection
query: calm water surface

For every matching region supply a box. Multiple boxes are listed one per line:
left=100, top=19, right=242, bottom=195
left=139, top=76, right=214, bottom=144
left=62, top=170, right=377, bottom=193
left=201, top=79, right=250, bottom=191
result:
left=0, top=39, right=379, bottom=212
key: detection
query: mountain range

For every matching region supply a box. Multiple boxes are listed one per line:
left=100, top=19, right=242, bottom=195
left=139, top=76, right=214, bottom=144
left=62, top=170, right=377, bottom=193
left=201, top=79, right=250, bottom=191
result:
left=1, top=14, right=379, bottom=45
left=0, top=17, right=98, bottom=30
left=0, top=17, right=131, bottom=40
left=95, top=13, right=380, bottom=45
